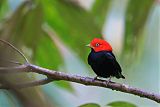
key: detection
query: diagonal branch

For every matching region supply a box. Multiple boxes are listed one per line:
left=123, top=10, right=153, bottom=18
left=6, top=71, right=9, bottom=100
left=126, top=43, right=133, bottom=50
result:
left=0, top=63, right=159, bottom=103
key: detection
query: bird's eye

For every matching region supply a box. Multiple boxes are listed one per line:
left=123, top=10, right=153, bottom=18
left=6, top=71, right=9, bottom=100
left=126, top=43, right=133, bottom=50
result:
left=95, top=43, right=100, bottom=47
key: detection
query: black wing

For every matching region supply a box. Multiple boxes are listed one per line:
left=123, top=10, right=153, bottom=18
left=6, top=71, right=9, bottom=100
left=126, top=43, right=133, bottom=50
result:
left=104, top=52, right=125, bottom=79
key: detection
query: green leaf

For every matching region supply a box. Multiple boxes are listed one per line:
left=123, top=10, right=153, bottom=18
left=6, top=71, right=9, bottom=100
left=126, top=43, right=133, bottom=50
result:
left=79, top=103, right=100, bottom=107
left=0, top=1, right=64, bottom=69
left=53, top=81, right=74, bottom=92
left=41, top=0, right=102, bottom=62
left=0, top=0, right=27, bottom=38
left=92, top=0, right=111, bottom=29
left=123, top=0, right=154, bottom=54
left=0, top=1, right=73, bottom=92
left=121, top=0, right=154, bottom=65
left=0, top=0, right=9, bottom=21
left=107, top=101, right=137, bottom=107
left=34, top=35, right=63, bottom=70
left=34, top=35, right=74, bottom=92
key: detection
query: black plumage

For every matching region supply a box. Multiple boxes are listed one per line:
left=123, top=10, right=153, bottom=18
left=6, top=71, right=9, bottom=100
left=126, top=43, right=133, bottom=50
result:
left=88, top=49, right=125, bottom=79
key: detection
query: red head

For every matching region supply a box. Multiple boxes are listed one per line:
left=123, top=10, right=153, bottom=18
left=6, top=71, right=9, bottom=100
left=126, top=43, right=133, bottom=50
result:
left=87, top=38, right=112, bottom=52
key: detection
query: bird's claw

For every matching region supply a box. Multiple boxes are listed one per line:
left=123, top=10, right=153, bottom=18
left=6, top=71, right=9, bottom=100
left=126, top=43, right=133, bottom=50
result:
left=105, top=76, right=112, bottom=87
left=93, top=76, right=98, bottom=80
left=92, top=76, right=98, bottom=82
left=105, top=80, right=110, bottom=87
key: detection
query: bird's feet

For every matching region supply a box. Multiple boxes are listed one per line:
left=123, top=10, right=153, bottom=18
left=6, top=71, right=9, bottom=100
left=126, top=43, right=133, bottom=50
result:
left=105, top=76, right=112, bottom=87
left=93, top=76, right=98, bottom=80
left=92, top=76, right=98, bottom=82
left=105, top=80, right=110, bottom=87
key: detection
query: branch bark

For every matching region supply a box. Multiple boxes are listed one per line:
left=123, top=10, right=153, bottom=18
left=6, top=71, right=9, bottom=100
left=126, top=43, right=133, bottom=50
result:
left=0, top=63, right=159, bottom=103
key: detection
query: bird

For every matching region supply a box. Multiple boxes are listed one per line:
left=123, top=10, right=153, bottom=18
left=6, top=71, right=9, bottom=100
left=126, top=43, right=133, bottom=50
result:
left=87, top=38, right=125, bottom=82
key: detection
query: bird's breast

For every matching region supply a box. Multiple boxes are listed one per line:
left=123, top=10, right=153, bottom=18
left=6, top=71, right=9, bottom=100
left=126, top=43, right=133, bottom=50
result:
left=88, top=51, right=107, bottom=65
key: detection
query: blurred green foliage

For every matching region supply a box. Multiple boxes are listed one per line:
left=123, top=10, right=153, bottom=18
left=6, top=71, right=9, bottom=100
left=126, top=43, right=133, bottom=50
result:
left=122, top=0, right=154, bottom=62
left=107, top=101, right=137, bottom=107
left=91, top=0, right=111, bottom=29
left=79, top=103, right=100, bottom=107
left=0, top=0, right=158, bottom=107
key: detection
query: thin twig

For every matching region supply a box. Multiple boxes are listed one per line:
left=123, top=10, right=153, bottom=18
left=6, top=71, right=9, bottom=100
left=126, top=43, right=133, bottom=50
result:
left=0, top=64, right=28, bottom=73
left=0, top=78, right=53, bottom=89
left=0, top=58, right=22, bottom=65
left=0, top=39, right=29, bottom=63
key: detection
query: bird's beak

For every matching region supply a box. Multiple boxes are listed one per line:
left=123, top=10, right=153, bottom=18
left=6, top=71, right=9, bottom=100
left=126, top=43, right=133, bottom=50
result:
left=86, top=44, right=93, bottom=48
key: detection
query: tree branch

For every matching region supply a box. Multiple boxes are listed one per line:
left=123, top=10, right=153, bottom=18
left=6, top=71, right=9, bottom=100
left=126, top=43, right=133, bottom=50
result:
left=0, top=63, right=159, bottom=103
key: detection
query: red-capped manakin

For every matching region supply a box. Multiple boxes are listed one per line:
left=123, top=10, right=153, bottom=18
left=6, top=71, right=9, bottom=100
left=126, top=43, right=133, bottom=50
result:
left=87, top=38, right=125, bottom=81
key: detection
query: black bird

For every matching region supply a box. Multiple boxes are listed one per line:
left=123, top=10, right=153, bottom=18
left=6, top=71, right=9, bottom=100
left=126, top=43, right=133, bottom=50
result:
left=87, top=38, right=125, bottom=81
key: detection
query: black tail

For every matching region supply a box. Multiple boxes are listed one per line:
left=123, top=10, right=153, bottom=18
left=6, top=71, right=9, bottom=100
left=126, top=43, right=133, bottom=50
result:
left=116, top=72, right=125, bottom=79
left=121, top=74, right=125, bottom=79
